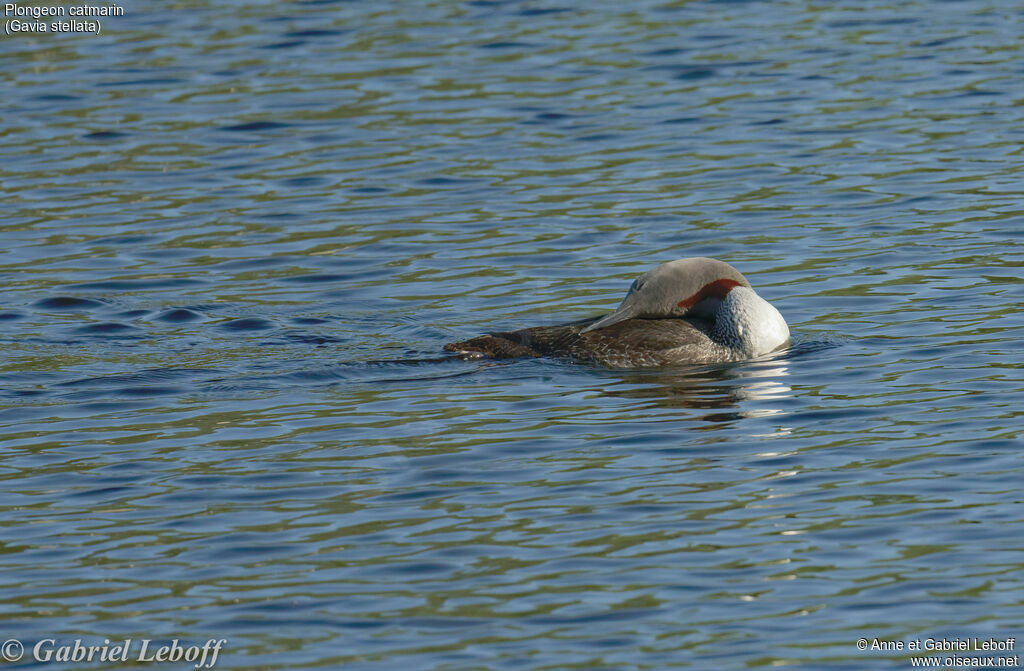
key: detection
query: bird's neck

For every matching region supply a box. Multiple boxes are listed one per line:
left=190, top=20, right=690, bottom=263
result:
left=711, top=287, right=790, bottom=356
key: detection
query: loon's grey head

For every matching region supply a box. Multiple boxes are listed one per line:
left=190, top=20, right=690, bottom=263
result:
left=581, top=257, right=751, bottom=333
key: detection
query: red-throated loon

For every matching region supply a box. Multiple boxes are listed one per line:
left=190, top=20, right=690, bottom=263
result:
left=444, top=257, right=790, bottom=368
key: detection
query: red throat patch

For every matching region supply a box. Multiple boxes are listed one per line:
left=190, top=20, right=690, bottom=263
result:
left=677, top=278, right=743, bottom=309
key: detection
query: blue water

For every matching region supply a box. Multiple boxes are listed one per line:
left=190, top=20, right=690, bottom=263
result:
left=2, top=1, right=1023, bottom=669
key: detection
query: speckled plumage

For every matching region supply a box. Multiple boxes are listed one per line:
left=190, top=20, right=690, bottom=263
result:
left=445, top=315, right=739, bottom=368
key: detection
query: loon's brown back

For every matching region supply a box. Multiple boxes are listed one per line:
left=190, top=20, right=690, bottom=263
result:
left=445, top=316, right=737, bottom=368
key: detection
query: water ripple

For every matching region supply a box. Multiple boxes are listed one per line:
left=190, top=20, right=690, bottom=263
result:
left=2, top=1, right=1023, bottom=670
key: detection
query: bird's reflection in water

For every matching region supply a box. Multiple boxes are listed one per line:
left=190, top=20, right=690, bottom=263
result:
left=596, top=355, right=792, bottom=426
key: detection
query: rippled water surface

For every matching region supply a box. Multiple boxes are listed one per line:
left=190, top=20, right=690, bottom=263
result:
left=3, top=1, right=1024, bottom=669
